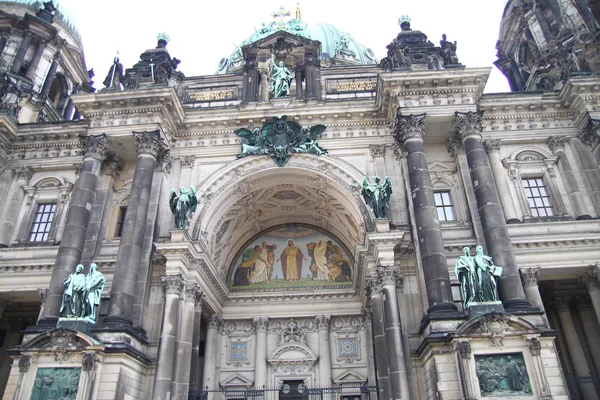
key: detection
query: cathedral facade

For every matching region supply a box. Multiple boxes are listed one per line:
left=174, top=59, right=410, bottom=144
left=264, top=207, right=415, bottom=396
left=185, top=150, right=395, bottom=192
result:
left=0, top=1, right=599, bottom=399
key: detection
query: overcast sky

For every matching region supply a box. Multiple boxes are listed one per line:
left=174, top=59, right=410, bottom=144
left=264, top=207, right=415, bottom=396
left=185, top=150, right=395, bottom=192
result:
left=57, top=0, right=511, bottom=93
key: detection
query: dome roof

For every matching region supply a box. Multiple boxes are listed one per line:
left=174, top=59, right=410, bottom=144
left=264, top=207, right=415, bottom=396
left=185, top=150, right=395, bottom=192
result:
left=216, top=17, right=378, bottom=74
left=1, top=0, right=80, bottom=42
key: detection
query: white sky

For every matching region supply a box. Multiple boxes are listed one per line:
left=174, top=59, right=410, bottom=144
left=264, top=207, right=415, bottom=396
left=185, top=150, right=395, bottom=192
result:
left=58, top=0, right=511, bottom=93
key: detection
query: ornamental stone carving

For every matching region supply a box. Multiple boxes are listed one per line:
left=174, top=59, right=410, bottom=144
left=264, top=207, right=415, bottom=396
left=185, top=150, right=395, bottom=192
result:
left=474, top=313, right=515, bottom=347
left=547, top=136, right=568, bottom=153
left=206, top=314, right=222, bottom=329
left=82, top=352, right=96, bottom=371
left=253, top=317, right=268, bottom=333
left=369, top=145, right=385, bottom=158
left=454, top=111, right=484, bottom=139
left=186, top=284, right=204, bottom=306
left=18, top=355, right=31, bottom=372
left=81, top=134, right=110, bottom=161
left=393, top=112, right=426, bottom=143
left=483, top=139, right=501, bottom=154
left=551, top=296, right=572, bottom=313
left=580, top=270, right=600, bottom=290
left=14, top=166, right=33, bottom=184
left=39, top=288, right=48, bottom=305
left=133, top=130, right=168, bottom=158
left=527, top=337, right=541, bottom=356
left=180, top=155, right=195, bottom=168
left=580, top=119, right=600, bottom=149
left=457, top=340, right=471, bottom=359
left=316, top=315, right=330, bottom=331
left=519, top=267, right=541, bottom=287
left=161, top=274, right=185, bottom=295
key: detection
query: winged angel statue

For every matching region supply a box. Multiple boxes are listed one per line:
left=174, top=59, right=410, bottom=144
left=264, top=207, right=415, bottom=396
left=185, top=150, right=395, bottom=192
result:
left=234, top=115, right=328, bottom=166
left=361, top=176, right=392, bottom=219
left=169, top=186, right=198, bottom=229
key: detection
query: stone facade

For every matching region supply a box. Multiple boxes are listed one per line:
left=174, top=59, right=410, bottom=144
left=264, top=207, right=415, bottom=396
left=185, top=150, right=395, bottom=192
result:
left=0, top=2, right=599, bottom=400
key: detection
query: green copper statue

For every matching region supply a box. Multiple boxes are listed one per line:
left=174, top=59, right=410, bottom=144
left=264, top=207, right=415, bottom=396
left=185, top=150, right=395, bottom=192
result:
left=60, top=263, right=106, bottom=323
left=269, top=55, right=294, bottom=98
left=361, top=176, right=392, bottom=219
left=169, top=186, right=198, bottom=229
left=455, top=245, right=502, bottom=309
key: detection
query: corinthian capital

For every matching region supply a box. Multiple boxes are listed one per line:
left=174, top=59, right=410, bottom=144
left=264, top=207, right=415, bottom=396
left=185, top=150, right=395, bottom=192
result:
left=454, top=111, right=484, bottom=140
left=161, top=273, right=185, bottom=295
left=519, top=267, right=540, bottom=287
left=483, top=139, right=501, bottom=154
left=393, top=112, right=426, bottom=144
left=186, top=283, right=204, bottom=307
left=547, top=136, right=568, bottom=153
left=133, top=130, right=167, bottom=158
left=580, top=119, right=600, bottom=149
left=13, top=166, right=33, bottom=184
left=81, top=134, right=110, bottom=161
left=253, top=317, right=269, bottom=333
left=376, top=265, right=404, bottom=290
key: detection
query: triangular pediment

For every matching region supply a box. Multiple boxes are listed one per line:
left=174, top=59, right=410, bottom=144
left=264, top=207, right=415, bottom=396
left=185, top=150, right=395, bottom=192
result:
left=220, top=373, right=254, bottom=387
left=333, top=369, right=367, bottom=384
left=249, top=30, right=319, bottom=49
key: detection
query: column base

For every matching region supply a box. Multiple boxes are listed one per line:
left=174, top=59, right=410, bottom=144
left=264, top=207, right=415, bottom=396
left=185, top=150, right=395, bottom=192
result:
left=576, top=214, right=593, bottom=220
left=467, top=301, right=504, bottom=319
left=503, top=298, right=541, bottom=314
left=506, top=218, right=521, bottom=224
left=427, top=301, right=460, bottom=316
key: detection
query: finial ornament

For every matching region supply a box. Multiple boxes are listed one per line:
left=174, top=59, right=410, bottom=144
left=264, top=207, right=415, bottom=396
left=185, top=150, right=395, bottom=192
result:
left=398, top=15, right=411, bottom=27
left=157, top=32, right=170, bottom=44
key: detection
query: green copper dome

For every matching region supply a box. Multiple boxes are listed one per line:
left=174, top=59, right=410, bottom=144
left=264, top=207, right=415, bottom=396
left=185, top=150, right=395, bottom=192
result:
left=216, top=17, right=378, bottom=74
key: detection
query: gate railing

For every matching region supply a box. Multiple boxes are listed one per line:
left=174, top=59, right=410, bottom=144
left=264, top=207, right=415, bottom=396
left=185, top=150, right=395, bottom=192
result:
left=566, top=375, right=600, bottom=400
left=189, top=385, right=378, bottom=400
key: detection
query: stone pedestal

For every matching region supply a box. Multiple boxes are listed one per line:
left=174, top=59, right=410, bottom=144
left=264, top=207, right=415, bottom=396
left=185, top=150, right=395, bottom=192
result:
left=373, top=219, right=391, bottom=232
left=57, top=318, right=94, bottom=336
left=467, top=301, right=504, bottom=319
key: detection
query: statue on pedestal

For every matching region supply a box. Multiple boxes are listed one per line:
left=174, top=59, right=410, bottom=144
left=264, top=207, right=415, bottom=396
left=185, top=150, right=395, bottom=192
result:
left=361, top=176, right=392, bottom=219
left=60, top=263, right=106, bottom=323
left=84, top=263, right=106, bottom=323
left=455, top=245, right=502, bottom=309
left=269, top=55, right=294, bottom=98
left=169, top=186, right=198, bottom=229
left=439, top=34, right=459, bottom=66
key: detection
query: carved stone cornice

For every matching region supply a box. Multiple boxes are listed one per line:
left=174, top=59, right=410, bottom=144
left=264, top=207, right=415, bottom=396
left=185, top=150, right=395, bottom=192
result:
left=483, top=139, right=501, bottom=154
left=369, top=145, right=385, bottom=158
left=180, top=155, right=195, bottom=168
left=454, top=111, right=484, bottom=140
left=547, top=136, right=568, bottom=153
left=13, top=166, right=33, bottom=184
left=133, top=130, right=167, bottom=158
left=551, top=296, right=572, bottom=313
left=81, top=134, right=110, bottom=162
left=315, top=315, right=331, bottom=331
left=519, top=267, right=541, bottom=287
left=393, top=112, right=426, bottom=144
left=253, top=317, right=269, bottom=333
left=579, top=119, right=600, bottom=149
left=206, top=314, right=222, bottom=330
left=161, top=273, right=185, bottom=295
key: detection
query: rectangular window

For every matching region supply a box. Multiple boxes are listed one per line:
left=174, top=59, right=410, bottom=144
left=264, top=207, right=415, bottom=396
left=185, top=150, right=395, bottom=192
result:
left=29, top=203, right=56, bottom=242
left=115, top=206, right=127, bottom=237
left=434, top=191, right=455, bottom=221
left=522, top=178, right=554, bottom=217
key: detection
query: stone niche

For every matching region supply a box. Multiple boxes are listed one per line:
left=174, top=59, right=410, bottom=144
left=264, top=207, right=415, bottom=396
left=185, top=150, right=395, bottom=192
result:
left=453, top=313, right=567, bottom=400
left=4, top=329, right=104, bottom=400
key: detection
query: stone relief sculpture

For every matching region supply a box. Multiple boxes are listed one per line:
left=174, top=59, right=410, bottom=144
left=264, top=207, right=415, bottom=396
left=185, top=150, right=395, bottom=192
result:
left=169, top=186, right=198, bottom=229
left=361, top=176, right=392, bottom=219
left=475, top=353, right=531, bottom=396
left=234, top=115, right=327, bottom=166
left=60, top=263, right=106, bottom=323
left=269, top=55, right=294, bottom=97
left=455, top=245, right=502, bottom=309
left=31, top=367, right=81, bottom=400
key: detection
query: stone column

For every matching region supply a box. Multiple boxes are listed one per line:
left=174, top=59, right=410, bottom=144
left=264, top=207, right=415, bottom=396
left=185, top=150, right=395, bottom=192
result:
left=519, top=267, right=548, bottom=325
left=393, top=113, right=457, bottom=316
left=10, top=31, right=33, bottom=74
left=37, top=289, right=48, bottom=323
left=484, top=140, right=519, bottom=223
left=575, top=120, right=600, bottom=215
left=366, top=278, right=391, bottom=400
left=105, top=130, right=168, bottom=327
left=580, top=269, right=600, bottom=329
left=254, top=317, right=268, bottom=389
left=552, top=296, right=592, bottom=377
left=574, top=296, right=600, bottom=375
left=172, top=284, right=203, bottom=400
left=0, top=167, right=33, bottom=247
left=39, top=134, right=110, bottom=326
left=379, top=266, right=409, bottom=399
left=40, top=53, right=61, bottom=98
left=202, top=314, right=221, bottom=391
left=454, top=111, right=530, bottom=313
left=25, top=39, right=47, bottom=80
left=189, top=291, right=205, bottom=396
left=316, top=315, right=332, bottom=387
left=295, top=69, right=303, bottom=100
left=62, top=98, right=75, bottom=120
left=525, top=336, right=553, bottom=400
left=361, top=308, right=377, bottom=386
left=547, top=136, right=591, bottom=220
left=153, top=274, right=184, bottom=400
left=260, top=71, right=270, bottom=102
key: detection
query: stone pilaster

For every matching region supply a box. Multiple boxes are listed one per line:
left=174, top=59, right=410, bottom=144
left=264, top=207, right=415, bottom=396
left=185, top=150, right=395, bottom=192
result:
left=455, top=111, right=531, bottom=313
left=40, top=53, right=61, bottom=98
left=361, top=308, right=377, bottom=386
left=580, top=268, right=600, bottom=328
left=483, top=139, right=519, bottom=223
left=519, top=267, right=548, bottom=325
left=254, top=317, right=268, bottom=389
left=0, top=166, right=33, bottom=247
left=11, top=31, right=33, bottom=73
left=39, top=134, right=110, bottom=326
left=202, top=314, right=222, bottom=392
left=525, top=336, right=553, bottom=400
left=573, top=296, right=600, bottom=375
left=455, top=340, right=477, bottom=400
left=551, top=296, right=592, bottom=377
left=105, top=130, right=168, bottom=327
left=547, top=136, right=591, bottom=220
left=153, top=274, right=185, bottom=400
left=189, top=289, right=204, bottom=395
left=37, top=288, right=48, bottom=323
left=25, top=38, right=47, bottom=80
left=393, top=112, right=457, bottom=316
left=295, top=68, right=303, bottom=100
left=172, top=284, right=202, bottom=400
left=365, top=276, right=391, bottom=400
left=316, top=315, right=332, bottom=387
